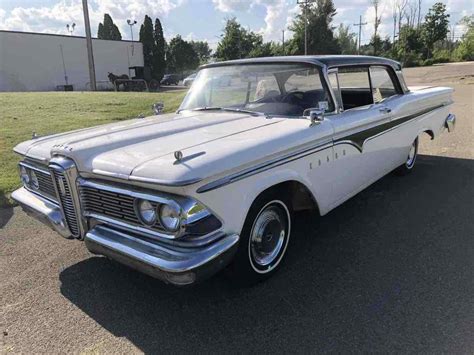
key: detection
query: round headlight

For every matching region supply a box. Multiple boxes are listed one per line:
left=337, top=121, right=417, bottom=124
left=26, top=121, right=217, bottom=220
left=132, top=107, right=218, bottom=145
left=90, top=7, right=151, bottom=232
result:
left=159, top=204, right=181, bottom=232
left=136, top=199, right=157, bottom=225
left=30, top=170, right=39, bottom=190
left=20, top=166, right=30, bottom=185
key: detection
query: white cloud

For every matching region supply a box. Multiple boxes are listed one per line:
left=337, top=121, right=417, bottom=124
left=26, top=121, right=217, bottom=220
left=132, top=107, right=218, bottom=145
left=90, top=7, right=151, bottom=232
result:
left=212, top=0, right=252, bottom=12
left=0, top=0, right=183, bottom=39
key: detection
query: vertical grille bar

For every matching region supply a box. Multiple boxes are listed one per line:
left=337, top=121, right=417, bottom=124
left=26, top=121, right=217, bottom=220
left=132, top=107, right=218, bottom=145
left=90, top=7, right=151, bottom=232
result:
left=50, top=164, right=81, bottom=237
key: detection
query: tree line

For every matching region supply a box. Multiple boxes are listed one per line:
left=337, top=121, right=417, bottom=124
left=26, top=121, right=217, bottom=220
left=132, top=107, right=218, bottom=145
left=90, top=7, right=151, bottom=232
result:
left=96, top=0, right=473, bottom=80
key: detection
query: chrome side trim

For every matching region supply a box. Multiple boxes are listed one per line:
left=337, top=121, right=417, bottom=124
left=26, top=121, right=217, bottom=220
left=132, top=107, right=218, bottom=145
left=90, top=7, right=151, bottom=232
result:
left=197, top=140, right=332, bottom=193
left=92, top=169, right=203, bottom=186
left=445, top=113, right=456, bottom=132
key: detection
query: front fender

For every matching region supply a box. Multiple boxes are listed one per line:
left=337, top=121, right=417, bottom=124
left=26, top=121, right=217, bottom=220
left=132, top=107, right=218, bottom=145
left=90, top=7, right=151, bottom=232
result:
left=191, top=167, right=318, bottom=236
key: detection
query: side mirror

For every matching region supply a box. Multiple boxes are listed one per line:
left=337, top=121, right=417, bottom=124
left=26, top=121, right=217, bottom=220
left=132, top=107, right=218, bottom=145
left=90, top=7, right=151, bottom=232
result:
left=152, top=102, right=164, bottom=115
left=303, top=108, right=324, bottom=126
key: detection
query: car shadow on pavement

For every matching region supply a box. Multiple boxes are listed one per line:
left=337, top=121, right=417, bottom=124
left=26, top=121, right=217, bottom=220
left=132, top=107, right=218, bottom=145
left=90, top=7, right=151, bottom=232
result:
left=0, top=191, right=14, bottom=228
left=59, top=155, right=474, bottom=353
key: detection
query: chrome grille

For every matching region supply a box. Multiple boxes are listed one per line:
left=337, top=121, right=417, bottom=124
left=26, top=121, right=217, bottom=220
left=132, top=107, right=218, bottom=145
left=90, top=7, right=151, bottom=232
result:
left=79, top=185, right=165, bottom=232
left=35, top=169, right=57, bottom=200
left=52, top=169, right=80, bottom=237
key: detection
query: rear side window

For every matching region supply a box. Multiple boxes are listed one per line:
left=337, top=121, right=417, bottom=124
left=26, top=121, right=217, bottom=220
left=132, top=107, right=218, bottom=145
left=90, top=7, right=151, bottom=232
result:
left=369, top=66, right=398, bottom=103
left=337, top=67, right=372, bottom=110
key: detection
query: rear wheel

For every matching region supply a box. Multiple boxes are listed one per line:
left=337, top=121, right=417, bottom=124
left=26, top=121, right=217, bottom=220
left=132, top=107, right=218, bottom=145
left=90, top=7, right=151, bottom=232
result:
left=228, top=190, right=292, bottom=286
left=395, top=138, right=418, bottom=175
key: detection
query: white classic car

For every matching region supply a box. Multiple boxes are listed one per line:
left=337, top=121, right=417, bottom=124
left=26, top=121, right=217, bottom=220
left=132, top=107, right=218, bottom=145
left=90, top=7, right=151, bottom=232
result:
left=12, top=55, right=455, bottom=286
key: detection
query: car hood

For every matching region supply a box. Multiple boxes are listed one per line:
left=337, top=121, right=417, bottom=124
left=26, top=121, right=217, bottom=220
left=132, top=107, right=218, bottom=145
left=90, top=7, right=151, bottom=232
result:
left=15, top=111, right=322, bottom=185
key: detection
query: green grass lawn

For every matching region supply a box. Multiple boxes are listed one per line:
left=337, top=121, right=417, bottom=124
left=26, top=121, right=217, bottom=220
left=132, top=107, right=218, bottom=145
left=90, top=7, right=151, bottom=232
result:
left=0, top=90, right=187, bottom=207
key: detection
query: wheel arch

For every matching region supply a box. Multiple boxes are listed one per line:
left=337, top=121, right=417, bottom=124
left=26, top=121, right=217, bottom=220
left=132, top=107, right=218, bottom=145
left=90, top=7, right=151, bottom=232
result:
left=251, top=179, right=321, bottom=216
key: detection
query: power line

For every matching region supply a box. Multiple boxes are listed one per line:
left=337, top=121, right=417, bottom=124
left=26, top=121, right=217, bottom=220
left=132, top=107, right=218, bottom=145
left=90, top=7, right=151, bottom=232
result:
left=353, top=15, right=367, bottom=55
left=297, top=0, right=316, bottom=55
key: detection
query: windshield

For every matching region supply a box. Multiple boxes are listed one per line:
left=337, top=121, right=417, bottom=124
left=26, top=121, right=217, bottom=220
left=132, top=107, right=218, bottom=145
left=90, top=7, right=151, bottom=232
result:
left=179, top=63, right=334, bottom=116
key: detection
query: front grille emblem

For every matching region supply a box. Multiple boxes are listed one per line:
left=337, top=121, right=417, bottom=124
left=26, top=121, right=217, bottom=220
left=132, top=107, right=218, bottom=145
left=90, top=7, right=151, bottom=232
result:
left=58, top=177, right=67, bottom=196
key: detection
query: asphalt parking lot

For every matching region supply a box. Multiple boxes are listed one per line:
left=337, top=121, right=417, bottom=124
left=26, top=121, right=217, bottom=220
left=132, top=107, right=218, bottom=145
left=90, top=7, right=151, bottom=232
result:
left=1, top=63, right=473, bottom=353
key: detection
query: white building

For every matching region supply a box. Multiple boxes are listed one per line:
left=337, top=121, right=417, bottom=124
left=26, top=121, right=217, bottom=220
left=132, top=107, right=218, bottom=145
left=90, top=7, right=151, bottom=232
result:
left=0, top=30, right=144, bottom=92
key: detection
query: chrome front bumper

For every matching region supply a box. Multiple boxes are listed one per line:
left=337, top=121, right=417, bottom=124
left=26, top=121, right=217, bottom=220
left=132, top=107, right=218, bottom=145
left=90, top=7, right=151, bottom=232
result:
left=445, top=113, right=456, bottom=132
left=11, top=187, right=239, bottom=286
left=85, top=226, right=239, bottom=285
left=12, top=187, right=73, bottom=239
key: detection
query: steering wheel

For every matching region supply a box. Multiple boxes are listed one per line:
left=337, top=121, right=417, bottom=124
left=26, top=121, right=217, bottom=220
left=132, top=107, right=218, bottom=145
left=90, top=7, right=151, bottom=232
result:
left=281, top=91, right=305, bottom=105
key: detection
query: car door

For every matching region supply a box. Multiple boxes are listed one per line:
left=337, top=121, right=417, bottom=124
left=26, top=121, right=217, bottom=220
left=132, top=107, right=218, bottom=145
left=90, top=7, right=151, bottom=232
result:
left=325, top=66, right=400, bottom=207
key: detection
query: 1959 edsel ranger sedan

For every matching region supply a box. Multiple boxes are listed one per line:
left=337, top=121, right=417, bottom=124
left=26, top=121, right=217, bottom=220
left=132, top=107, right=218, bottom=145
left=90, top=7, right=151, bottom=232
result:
left=12, top=55, right=456, bottom=286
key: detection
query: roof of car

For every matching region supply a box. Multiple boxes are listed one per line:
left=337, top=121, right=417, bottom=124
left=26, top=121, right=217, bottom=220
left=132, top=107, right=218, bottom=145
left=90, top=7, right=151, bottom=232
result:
left=201, top=55, right=402, bottom=70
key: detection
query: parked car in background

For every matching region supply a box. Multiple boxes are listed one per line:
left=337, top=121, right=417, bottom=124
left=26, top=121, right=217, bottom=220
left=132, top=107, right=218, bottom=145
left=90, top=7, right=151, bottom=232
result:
left=160, top=74, right=180, bottom=85
left=12, top=56, right=455, bottom=287
left=183, top=73, right=197, bottom=87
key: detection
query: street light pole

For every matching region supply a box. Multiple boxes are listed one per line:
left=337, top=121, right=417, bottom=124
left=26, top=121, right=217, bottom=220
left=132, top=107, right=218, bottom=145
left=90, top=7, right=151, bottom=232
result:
left=282, top=29, right=285, bottom=55
left=127, top=19, right=137, bottom=55
left=82, top=0, right=96, bottom=91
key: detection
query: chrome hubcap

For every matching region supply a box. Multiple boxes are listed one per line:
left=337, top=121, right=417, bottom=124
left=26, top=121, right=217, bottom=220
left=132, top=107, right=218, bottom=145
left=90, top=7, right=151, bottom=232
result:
left=406, top=141, right=417, bottom=168
left=249, top=201, right=290, bottom=272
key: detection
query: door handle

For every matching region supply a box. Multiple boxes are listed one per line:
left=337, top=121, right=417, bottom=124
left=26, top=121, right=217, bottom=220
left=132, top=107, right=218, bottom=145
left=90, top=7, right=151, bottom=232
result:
left=379, top=107, right=392, bottom=114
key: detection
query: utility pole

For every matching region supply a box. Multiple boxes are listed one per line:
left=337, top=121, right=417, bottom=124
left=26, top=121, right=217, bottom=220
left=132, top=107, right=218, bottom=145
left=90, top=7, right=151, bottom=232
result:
left=353, top=15, right=367, bottom=55
left=282, top=29, right=285, bottom=55
left=297, top=0, right=315, bottom=55
left=82, top=0, right=96, bottom=91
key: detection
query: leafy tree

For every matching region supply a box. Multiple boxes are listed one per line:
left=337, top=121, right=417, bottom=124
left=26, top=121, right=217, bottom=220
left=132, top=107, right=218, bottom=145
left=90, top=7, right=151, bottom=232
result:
left=454, top=16, right=474, bottom=61
left=370, top=0, right=382, bottom=55
left=288, top=0, right=340, bottom=54
left=190, top=41, right=212, bottom=64
left=335, top=24, right=357, bottom=54
left=215, top=18, right=272, bottom=60
left=167, top=35, right=200, bottom=73
left=139, top=15, right=154, bottom=74
left=393, top=25, right=424, bottom=66
left=153, top=18, right=166, bottom=81
left=97, top=14, right=122, bottom=40
left=422, top=3, right=450, bottom=58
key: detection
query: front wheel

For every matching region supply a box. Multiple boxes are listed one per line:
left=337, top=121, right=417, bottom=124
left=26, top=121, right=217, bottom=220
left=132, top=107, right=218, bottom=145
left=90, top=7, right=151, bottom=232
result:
left=395, top=137, right=418, bottom=175
left=228, top=190, right=292, bottom=286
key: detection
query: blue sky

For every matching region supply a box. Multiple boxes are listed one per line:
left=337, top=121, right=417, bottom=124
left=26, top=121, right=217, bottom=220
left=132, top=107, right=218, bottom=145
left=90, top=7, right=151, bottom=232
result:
left=0, top=0, right=471, bottom=48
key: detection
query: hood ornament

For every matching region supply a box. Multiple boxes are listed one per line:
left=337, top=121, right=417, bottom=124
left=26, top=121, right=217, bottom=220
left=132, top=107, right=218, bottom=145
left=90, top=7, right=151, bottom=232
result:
left=174, top=150, right=183, bottom=162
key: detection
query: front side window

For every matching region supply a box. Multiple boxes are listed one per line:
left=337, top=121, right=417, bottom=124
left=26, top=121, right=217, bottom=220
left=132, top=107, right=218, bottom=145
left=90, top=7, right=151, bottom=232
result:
left=369, top=66, right=398, bottom=103
left=337, top=67, right=373, bottom=110
left=179, top=63, right=334, bottom=116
